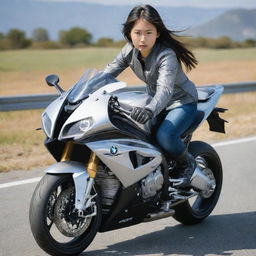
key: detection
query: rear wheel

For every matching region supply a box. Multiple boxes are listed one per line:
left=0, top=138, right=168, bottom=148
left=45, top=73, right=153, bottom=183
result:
left=173, top=141, right=223, bottom=225
left=29, top=174, right=101, bottom=256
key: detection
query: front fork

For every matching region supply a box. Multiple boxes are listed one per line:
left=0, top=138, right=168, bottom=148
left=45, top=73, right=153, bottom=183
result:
left=61, top=141, right=99, bottom=178
left=61, top=141, right=99, bottom=211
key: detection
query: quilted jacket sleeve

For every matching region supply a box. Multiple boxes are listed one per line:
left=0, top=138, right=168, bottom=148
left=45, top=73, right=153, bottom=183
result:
left=146, top=50, right=178, bottom=116
left=103, top=43, right=131, bottom=77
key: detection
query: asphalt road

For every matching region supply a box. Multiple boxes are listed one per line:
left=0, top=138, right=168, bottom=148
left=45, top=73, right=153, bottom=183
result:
left=0, top=137, right=256, bottom=256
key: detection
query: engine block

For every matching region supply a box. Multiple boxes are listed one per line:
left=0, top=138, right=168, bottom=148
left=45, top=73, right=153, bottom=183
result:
left=141, top=167, right=163, bottom=199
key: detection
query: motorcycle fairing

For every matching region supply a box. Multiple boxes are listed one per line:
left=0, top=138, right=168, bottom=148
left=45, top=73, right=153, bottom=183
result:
left=42, top=90, right=70, bottom=139
left=181, top=85, right=226, bottom=136
left=58, top=82, right=126, bottom=141
left=87, top=139, right=162, bottom=188
left=196, top=86, right=228, bottom=134
left=99, top=184, right=156, bottom=232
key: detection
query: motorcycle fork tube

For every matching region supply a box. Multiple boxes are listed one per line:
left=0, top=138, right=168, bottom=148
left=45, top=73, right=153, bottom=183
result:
left=60, top=141, right=74, bottom=161
left=87, top=152, right=99, bottom=178
left=82, top=152, right=99, bottom=209
left=60, top=143, right=99, bottom=178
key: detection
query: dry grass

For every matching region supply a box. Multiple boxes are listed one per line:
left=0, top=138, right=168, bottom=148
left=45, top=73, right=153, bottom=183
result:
left=0, top=110, right=54, bottom=172
left=189, top=60, right=256, bottom=85
left=1, top=60, right=256, bottom=96
left=1, top=48, right=256, bottom=96
left=0, top=69, right=86, bottom=95
left=0, top=143, right=54, bottom=172
left=193, top=92, right=256, bottom=142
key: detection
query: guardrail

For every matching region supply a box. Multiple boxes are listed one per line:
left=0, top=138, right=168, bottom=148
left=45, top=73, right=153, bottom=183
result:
left=0, top=81, right=256, bottom=111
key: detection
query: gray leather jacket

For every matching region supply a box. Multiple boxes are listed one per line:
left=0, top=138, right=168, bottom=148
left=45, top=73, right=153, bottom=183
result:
left=104, top=42, right=198, bottom=117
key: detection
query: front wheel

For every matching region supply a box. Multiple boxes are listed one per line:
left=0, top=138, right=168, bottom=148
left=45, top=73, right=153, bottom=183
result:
left=29, top=174, right=101, bottom=256
left=173, top=141, right=223, bottom=225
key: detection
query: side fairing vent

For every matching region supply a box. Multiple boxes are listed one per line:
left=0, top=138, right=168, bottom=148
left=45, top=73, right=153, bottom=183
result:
left=129, top=151, right=151, bottom=169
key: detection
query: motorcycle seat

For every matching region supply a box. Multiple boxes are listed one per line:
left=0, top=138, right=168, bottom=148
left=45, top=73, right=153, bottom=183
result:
left=197, top=87, right=215, bottom=102
left=181, top=87, right=217, bottom=135
left=153, top=86, right=217, bottom=137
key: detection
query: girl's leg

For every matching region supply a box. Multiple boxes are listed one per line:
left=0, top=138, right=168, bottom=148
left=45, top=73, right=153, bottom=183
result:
left=156, top=103, right=197, bottom=187
left=156, top=103, right=197, bottom=157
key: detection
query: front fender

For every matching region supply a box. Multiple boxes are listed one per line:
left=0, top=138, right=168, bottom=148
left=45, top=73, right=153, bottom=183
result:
left=45, top=161, right=90, bottom=210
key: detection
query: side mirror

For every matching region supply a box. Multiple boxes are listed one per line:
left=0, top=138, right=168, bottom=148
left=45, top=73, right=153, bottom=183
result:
left=45, top=74, right=64, bottom=94
left=46, top=74, right=59, bottom=87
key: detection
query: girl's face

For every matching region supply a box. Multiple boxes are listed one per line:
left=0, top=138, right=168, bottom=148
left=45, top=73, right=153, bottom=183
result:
left=130, top=18, right=159, bottom=58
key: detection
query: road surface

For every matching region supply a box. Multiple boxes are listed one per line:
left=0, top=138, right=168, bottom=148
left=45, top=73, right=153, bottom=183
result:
left=0, top=137, right=256, bottom=256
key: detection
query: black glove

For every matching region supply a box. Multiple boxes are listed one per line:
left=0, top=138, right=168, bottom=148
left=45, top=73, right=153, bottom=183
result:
left=130, top=107, right=153, bottom=124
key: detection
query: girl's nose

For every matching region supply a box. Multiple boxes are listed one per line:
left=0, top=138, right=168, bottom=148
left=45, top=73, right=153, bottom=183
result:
left=140, top=35, right=146, bottom=42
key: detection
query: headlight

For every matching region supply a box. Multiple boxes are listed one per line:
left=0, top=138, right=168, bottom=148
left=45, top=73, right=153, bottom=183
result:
left=79, top=118, right=93, bottom=132
left=61, top=117, right=93, bottom=139
left=42, top=112, right=52, bottom=137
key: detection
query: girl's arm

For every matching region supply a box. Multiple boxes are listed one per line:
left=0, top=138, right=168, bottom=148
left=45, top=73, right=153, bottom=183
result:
left=103, top=43, right=131, bottom=77
left=146, top=51, right=178, bottom=117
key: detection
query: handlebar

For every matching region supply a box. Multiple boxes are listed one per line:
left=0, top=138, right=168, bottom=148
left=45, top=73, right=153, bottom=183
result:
left=109, top=96, right=132, bottom=116
left=114, top=105, right=131, bottom=115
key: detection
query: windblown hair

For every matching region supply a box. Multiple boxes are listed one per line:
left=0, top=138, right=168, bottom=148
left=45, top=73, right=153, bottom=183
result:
left=122, top=5, right=198, bottom=71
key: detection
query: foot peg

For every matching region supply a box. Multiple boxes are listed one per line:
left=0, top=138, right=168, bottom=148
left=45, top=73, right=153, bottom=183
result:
left=168, top=188, right=198, bottom=201
left=169, top=178, right=190, bottom=188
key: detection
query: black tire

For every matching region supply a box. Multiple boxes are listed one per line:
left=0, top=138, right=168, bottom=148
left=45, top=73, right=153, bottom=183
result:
left=173, top=141, right=223, bottom=225
left=29, top=174, right=102, bottom=256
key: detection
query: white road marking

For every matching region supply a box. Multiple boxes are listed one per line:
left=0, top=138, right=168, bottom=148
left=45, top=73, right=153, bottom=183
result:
left=212, top=136, right=256, bottom=147
left=0, top=136, right=256, bottom=189
left=0, top=177, right=41, bottom=189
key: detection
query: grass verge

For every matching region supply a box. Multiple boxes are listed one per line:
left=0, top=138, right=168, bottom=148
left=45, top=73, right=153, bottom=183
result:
left=1, top=48, right=256, bottom=95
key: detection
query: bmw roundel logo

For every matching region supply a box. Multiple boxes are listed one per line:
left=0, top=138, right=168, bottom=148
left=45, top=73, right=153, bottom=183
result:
left=110, top=146, right=118, bottom=155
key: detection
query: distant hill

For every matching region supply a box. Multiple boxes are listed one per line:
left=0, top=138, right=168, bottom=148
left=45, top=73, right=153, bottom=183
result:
left=186, top=9, right=256, bottom=41
left=0, top=0, right=229, bottom=41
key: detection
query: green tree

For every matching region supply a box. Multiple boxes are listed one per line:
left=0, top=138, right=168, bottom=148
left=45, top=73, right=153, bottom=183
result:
left=59, top=30, right=67, bottom=45
left=243, top=38, right=256, bottom=47
left=6, top=29, right=31, bottom=48
left=96, top=37, right=114, bottom=47
left=59, top=27, right=92, bottom=46
left=213, top=36, right=233, bottom=49
left=32, top=28, right=49, bottom=42
left=112, top=40, right=126, bottom=48
left=0, top=32, right=9, bottom=50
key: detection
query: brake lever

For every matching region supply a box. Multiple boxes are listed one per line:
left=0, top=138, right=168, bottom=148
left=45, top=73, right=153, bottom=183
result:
left=110, top=96, right=132, bottom=116
left=116, top=106, right=131, bottom=115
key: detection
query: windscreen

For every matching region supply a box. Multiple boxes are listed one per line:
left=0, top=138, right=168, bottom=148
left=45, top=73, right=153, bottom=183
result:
left=67, top=69, right=118, bottom=104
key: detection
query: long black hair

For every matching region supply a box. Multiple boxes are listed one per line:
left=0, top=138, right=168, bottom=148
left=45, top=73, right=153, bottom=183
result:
left=122, top=5, right=198, bottom=71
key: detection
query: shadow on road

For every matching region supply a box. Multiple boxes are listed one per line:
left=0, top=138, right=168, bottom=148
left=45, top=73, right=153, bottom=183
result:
left=83, top=211, right=256, bottom=256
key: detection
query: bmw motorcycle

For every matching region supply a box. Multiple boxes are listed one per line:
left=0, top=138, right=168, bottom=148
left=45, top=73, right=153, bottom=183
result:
left=29, top=69, right=227, bottom=256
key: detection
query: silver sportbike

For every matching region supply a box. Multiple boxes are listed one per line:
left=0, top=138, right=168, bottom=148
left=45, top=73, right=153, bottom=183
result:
left=29, top=69, right=227, bottom=256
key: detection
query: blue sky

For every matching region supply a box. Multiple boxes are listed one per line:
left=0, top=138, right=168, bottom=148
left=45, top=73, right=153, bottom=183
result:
left=40, top=0, right=256, bottom=9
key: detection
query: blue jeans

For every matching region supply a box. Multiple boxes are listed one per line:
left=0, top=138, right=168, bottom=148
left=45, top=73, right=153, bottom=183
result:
left=156, top=103, right=197, bottom=157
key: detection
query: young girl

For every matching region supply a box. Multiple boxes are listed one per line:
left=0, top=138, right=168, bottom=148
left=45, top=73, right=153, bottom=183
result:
left=104, top=5, right=198, bottom=188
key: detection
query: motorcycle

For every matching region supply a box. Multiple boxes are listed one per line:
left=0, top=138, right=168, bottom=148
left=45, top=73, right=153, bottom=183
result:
left=29, top=69, right=227, bottom=256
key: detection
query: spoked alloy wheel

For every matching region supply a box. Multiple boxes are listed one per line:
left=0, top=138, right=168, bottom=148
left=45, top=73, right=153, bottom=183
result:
left=29, top=174, right=101, bottom=256
left=173, top=141, right=223, bottom=225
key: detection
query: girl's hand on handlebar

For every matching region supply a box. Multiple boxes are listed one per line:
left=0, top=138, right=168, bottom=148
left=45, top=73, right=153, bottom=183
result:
left=130, top=107, right=153, bottom=124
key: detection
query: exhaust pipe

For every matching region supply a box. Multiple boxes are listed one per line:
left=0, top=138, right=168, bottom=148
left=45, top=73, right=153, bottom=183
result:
left=190, top=166, right=214, bottom=193
left=143, top=209, right=175, bottom=222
